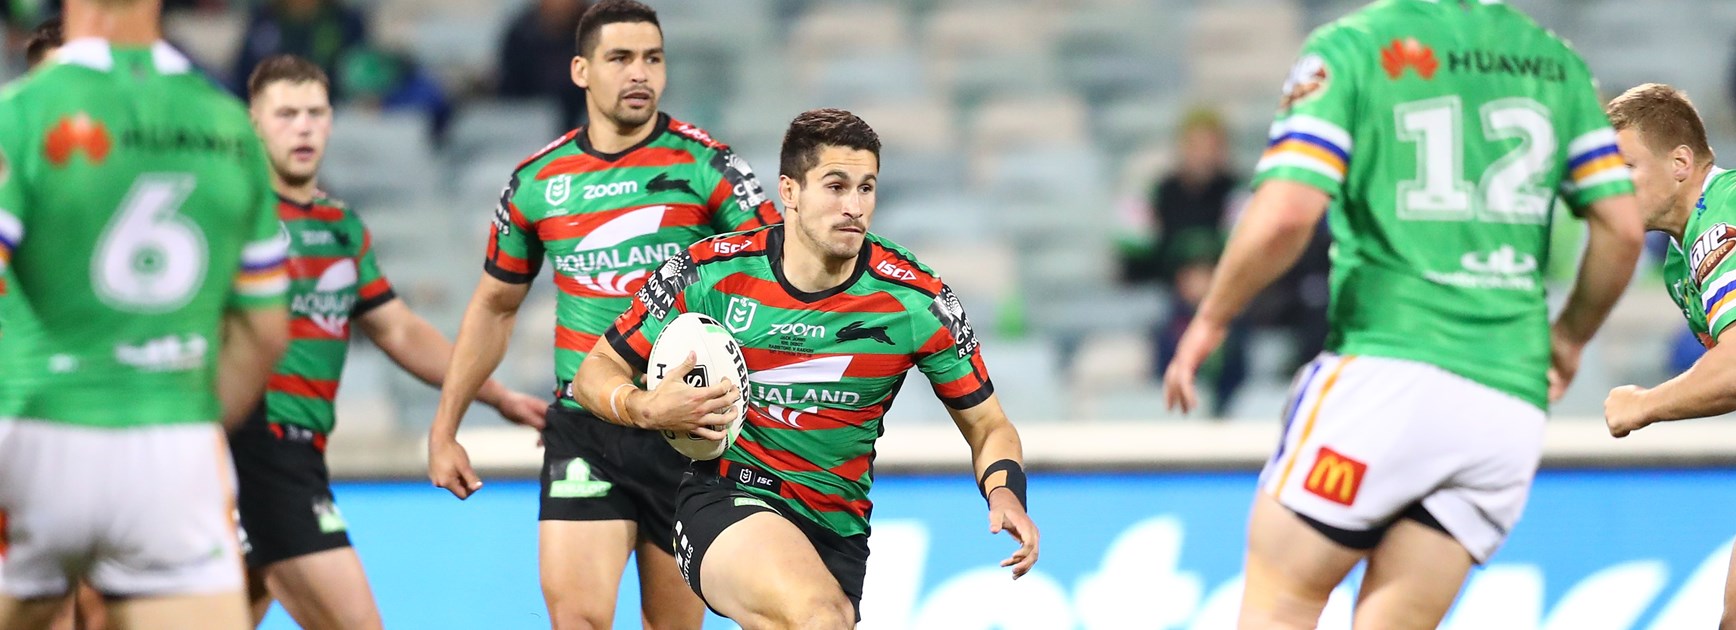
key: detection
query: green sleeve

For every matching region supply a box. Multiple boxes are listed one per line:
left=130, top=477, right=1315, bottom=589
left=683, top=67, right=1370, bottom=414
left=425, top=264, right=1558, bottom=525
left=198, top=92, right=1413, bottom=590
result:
left=482, top=174, right=545, bottom=284
left=604, top=250, right=701, bottom=374
left=351, top=219, right=397, bottom=316
left=1556, top=57, right=1633, bottom=211
left=913, top=285, right=993, bottom=410
left=1691, top=175, right=1736, bottom=337
left=704, top=148, right=780, bottom=233
left=229, top=141, right=289, bottom=310
left=1251, top=26, right=1363, bottom=198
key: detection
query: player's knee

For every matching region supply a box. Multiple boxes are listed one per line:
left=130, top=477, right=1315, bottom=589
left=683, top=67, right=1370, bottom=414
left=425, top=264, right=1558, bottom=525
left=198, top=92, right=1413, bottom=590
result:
left=545, top=595, right=610, bottom=630
left=1719, top=608, right=1736, bottom=630
left=774, top=591, right=852, bottom=630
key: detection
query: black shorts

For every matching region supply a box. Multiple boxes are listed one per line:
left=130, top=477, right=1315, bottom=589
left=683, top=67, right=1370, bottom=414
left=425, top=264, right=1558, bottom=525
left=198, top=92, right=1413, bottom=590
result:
left=539, top=404, right=688, bottom=551
left=672, top=460, right=870, bottom=620
left=230, top=407, right=349, bottom=569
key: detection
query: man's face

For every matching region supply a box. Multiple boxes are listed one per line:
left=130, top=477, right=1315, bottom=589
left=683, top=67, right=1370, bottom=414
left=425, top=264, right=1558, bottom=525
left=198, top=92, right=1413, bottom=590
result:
left=780, top=146, right=878, bottom=261
left=572, top=22, right=666, bottom=129
left=1179, top=127, right=1227, bottom=172
left=1616, top=128, right=1683, bottom=230
left=251, top=80, right=332, bottom=188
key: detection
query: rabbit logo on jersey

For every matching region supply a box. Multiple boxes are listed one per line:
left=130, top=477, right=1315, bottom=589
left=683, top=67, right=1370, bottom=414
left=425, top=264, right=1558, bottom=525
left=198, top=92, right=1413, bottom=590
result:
left=295, top=259, right=358, bottom=336
left=550, top=205, right=683, bottom=296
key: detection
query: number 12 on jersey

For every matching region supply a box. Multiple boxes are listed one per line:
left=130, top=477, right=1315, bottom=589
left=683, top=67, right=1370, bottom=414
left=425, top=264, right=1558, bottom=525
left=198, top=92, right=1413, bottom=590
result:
left=1395, top=96, right=1556, bottom=225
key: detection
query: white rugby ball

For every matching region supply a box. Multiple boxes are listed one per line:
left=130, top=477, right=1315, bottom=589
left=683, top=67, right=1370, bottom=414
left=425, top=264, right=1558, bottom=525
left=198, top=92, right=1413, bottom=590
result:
left=646, top=312, right=751, bottom=460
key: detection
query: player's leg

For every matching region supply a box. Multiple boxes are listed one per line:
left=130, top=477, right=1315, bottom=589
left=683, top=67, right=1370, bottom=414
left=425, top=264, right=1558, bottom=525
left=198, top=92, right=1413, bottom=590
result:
left=634, top=536, right=705, bottom=630
left=87, top=424, right=249, bottom=629
left=0, top=597, right=66, bottom=630
left=1353, top=512, right=1472, bottom=629
left=73, top=581, right=108, bottom=630
left=257, top=548, right=382, bottom=630
left=538, top=408, right=650, bottom=629
left=1240, top=493, right=1364, bottom=628
left=1244, top=355, right=1468, bottom=628
left=230, top=410, right=378, bottom=629
left=1722, top=545, right=1736, bottom=630
left=1351, top=365, right=1544, bottom=629
left=540, top=521, right=635, bottom=629
left=674, top=475, right=852, bottom=630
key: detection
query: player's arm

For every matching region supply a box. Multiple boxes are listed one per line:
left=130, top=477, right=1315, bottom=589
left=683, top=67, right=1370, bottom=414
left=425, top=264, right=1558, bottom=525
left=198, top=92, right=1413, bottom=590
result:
left=429, top=184, right=543, bottom=498
left=218, top=159, right=292, bottom=429
left=1549, top=193, right=1643, bottom=400
left=1164, top=181, right=1329, bottom=413
left=704, top=148, right=781, bottom=231
left=572, top=253, right=735, bottom=435
left=946, top=394, right=1038, bottom=578
left=358, top=299, right=546, bottom=429
left=1606, top=326, right=1736, bottom=437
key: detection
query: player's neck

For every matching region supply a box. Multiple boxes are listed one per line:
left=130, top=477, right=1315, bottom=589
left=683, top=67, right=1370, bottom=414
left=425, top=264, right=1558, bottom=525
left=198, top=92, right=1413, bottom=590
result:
left=273, top=176, right=318, bottom=206
left=584, top=111, right=657, bottom=155
left=1668, top=163, right=1720, bottom=240
left=64, top=1, right=162, bottom=46
left=780, top=230, right=856, bottom=294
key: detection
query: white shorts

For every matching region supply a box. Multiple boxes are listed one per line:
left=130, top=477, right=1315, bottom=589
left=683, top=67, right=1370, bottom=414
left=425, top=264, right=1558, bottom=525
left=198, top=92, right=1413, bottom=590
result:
left=0, top=419, right=243, bottom=599
left=1258, top=354, right=1545, bottom=562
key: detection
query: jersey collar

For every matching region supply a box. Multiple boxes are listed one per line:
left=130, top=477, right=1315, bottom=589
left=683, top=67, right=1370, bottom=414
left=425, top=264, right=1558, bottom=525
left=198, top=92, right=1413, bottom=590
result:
left=1703, top=166, right=1727, bottom=195
left=766, top=224, right=873, bottom=304
left=55, top=38, right=193, bottom=75
left=575, top=112, right=669, bottom=161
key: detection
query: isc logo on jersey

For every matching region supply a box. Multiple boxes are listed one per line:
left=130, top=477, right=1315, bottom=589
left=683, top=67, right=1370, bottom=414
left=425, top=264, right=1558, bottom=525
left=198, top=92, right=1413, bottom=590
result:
left=550, top=205, right=682, bottom=296
left=1690, top=223, right=1736, bottom=284
left=291, top=260, right=358, bottom=336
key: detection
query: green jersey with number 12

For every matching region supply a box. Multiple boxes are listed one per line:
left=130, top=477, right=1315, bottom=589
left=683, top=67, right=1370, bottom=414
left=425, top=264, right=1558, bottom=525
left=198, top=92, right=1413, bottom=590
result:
left=0, top=39, right=288, bottom=428
left=1255, top=0, right=1633, bottom=409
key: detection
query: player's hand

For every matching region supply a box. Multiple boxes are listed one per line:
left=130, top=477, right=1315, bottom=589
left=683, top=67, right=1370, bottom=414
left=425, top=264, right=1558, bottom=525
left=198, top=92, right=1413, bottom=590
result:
left=988, top=489, right=1039, bottom=579
left=492, top=390, right=549, bottom=430
left=635, top=352, right=736, bottom=440
left=1163, top=319, right=1228, bottom=414
left=428, top=437, right=484, bottom=499
left=1548, top=329, right=1585, bottom=403
left=1604, top=384, right=1653, bottom=438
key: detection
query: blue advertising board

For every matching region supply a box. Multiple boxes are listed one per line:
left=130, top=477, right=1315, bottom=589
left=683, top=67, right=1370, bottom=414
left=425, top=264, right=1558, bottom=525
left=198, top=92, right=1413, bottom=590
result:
left=262, top=470, right=1736, bottom=629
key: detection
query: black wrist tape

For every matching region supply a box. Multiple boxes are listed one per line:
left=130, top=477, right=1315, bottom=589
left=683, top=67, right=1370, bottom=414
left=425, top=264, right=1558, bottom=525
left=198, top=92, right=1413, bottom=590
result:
left=978, top=459, right=1027, bottom=510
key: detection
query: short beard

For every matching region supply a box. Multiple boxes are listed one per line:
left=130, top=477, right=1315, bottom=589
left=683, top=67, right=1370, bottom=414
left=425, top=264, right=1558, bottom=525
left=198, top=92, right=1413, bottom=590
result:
left=603, top=102, right=657, bottom=130
left=276, top=168, right=315, bottom=189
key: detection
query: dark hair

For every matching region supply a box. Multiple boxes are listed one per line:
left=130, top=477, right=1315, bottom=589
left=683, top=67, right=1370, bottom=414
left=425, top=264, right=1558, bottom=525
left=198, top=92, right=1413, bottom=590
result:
left=1607, top=83, right=1714, bottom=165
left=778, top=109, right=882, bottom=182
left=247, top=55, right=331, bottom=100
left=24, top=17, right=62, bottom=69
left=576, top=0, right=660, bottom=57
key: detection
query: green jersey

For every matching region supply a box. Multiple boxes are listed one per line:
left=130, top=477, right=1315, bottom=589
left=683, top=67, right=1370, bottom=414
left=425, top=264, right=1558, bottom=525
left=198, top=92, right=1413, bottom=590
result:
left=0, top=40, right=288, bottom=427
left=265, top=193, right=395, bottom=435
left=607, top=226, right=994, bottom=537
left=1665, top=168, right=1736, bottom=348
left=1254, top=0, right=1633, bottom=408
left=485, top=113, right=780, bottom=409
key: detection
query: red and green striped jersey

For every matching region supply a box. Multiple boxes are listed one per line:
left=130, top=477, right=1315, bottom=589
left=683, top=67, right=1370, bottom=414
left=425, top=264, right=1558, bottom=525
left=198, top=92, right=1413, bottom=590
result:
left=484, top=113, right=779, bottom=408
left=264, top=193, right=395, bottom=434
left=607, top=225, right=994, bottom=538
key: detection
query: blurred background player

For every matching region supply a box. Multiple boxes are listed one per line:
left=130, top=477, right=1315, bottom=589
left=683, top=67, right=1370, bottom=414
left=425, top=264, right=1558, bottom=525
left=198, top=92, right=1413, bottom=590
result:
left=0, top=0, right=291, bottom=627
left=427, top=1, right=779, bottom=627
left=1600, top=83, right=1736, bottom=627
left=1162, top=0, right=1643, bottom=627
left=572, top=108, right=1039, bottom=629
left=234, top=55, right=547, bottom=630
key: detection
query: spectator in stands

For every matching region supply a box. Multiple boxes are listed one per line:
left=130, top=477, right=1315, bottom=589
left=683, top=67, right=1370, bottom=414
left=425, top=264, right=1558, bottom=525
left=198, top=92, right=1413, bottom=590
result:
left=233, top=0, right=367, bottom=98
left=498, top=0, right=588, bottom=131
left=341, top=46, right=454, bottom=145
left=1155, top=230, right=1250, bottom=418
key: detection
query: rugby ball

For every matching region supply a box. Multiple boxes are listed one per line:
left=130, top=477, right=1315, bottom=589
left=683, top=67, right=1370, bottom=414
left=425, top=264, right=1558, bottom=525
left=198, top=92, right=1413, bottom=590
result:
left=646, top=312, right=751, bottom=460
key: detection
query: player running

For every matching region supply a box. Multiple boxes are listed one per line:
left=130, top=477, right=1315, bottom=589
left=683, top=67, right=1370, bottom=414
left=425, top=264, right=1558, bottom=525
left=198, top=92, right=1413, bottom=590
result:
left=234, top=55, right=548, bottom=629
left=428, top=1, right=779, bottom=627
left=572, top=108, right=1039, bottom=629
left=1599, top=83, right=1736, bottom=627
left=0, top=0, right=291, bottom=627
left=1162, top=1, right=1643, bottom=627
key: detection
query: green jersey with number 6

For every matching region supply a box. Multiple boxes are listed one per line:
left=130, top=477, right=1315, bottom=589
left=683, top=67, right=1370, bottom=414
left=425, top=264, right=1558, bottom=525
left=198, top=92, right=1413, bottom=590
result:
left=1664, top=168, right=1736, bottom=349
left=0, top=40, right=288, bottom=428
left=1254, top=0, right=1633, bottom=408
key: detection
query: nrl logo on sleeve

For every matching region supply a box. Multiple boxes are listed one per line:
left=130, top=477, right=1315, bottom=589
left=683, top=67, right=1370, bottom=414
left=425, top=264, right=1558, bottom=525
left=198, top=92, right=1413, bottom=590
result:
left=1690, top=223, right=1736, bottom=284
left=726, top=296, right=758, bottom=334
left=1278, top=53, right=1330, bottom=110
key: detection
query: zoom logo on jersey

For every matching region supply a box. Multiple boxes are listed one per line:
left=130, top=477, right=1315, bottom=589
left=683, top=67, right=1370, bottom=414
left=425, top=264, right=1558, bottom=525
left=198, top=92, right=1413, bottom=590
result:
left=770, top=322, right=826, bottom=338
left=584, top=180, right=640, bottom=200
left=929, top=287, right=980, bottom=359
left=837, top=321, right=894, bottom=345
